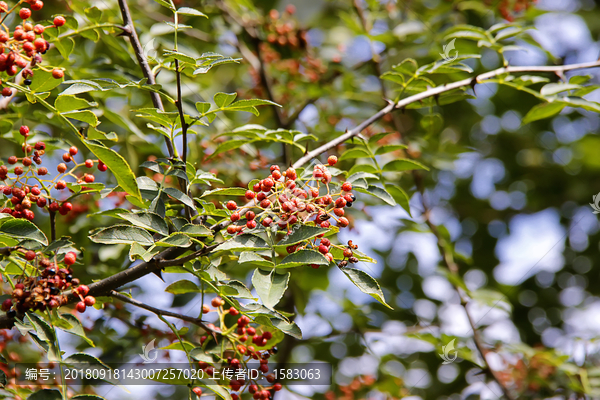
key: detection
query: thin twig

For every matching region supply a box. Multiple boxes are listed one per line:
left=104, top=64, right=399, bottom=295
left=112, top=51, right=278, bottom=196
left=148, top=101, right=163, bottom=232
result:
left=117, top=0, right=175, bottom=159
left=292, top=59, right=600, bottom=168
left=110, top=291, right=218, bottom=334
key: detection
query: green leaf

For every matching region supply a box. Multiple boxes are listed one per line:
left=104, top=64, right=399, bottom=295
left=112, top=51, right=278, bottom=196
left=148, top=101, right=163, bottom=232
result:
left=522, top=102, right=566, bottom=124
left=55, top=95, right=95, bottom=113
left=342, top=267, right=393, bottom=309
left=382, top=159, right=429, bottom=172
left=278, top=250, right=329, bottom=268
left=386, top=185, right=412, bottom=217
left=84, top=6, right=103, bottom=22
left=117, top=212, right=169, bottom=236
left=238, top=252, right=275, bottom=268
left=215, top=234, right=269, bottom=252
left=354, top=185, right=397, bottom=206
left=83, top=139, right=141, bottom=201
left=374, top=144, right=408, bottom=155
left=155, top=233, right=193, bottom=247
left=62, top=110, right=99, bottom=126
left=27, top=389, right=62, bottom=400
left=252, top=268, right=290, bottom=309
left=58, top=313, right=95, bottom=347
left=72, top=396, right=107, bottom=400
left=277, top=226, right=330, bottom=247
left=154, top=0, right=175, bottom=10
left=177, top=7, right=208, bottom=17
left=347, top=172, right=380, bottom=183
left=0, top=218, right=48, bottom=245
left=165, top=280, right=201, bottom=294
left=180, top=224, right=212, bottom=237
left=214, top=92, right=237, bottom=108
left=270, top=318, right=302, bottom=339
left=29, top=69, right=63, bottom=93
left=200, top=187, right=247, bottom=197
left=339, top=148, right=371, bottom=161
left=160, top=341, right=195, bottom=351
left=190, top=347, right=213, bottom=363
left=222, top=99, right=281, bottom=116
left=163, top=187, right=195, bottom=208
left=540, top=83, right=581, bottom=96
left=89, top=225, right=154, bottom=246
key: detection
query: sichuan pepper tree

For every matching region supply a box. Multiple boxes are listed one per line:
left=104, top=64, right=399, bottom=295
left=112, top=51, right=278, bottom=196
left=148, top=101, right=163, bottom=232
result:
left=0, top=0, right=598, bottom=399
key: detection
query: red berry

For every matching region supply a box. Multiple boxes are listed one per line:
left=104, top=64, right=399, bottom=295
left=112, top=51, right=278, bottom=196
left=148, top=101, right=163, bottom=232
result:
left=69, top=146, right=78, bottom=156
left=262, top=331, right=272, bottom=340
left=14, top=166, right=23, bottom=175
left=270, top=165, right=280, bottom=172
left=22, top=157, right=32, bottom=167
left=51, top=69, right=64, bottom=79
left=59, top=202, right=72, bottom=215
left=334, top=208, right=345, bottom=217
left=335, top=197, right=347, bottom=208
left=230, top=212, right=240, bottom=222
left=192, top=387, right=202, bottom=396
left=272, top=170, right=282, bottom=180
left=274, top=383, right=282, bottom=391
left=64, top=251, right=76, bottom=265
left=7, top=156, right=17, bottom=165
left=246, top=211, right=255, bottom=220
left=36, top=198, right=46, bottom=207
left=211, top=297, right=223, bottom=307
left=25, top=250, right=36, bottom=261
left=77, top=285, right=89, bottom=296
left=261, top=217, right=272, bottom=227
left=321, top=238, right=331, bottom=247
left=246, top=220, right=257, bottom=229
left=84, top=174, right=95, bottom=183
left=57, top=163, right=67, bottom=173
left=48, top=202, right=60, bottom=212
left=18, top=8, right=31, bottom=19
left=19, top=126, right=29, bottom=136
left=76, top=302, right=86, bottom=313
left=327, top=155, right=337, bottom=166
left=53, top=16, right=66, bottom=27
left=338, top=217, right=349, bottom=227
left=253, top=183, right=261, bottom=192
left=55, top=180, right=66, bottom=190
left=1, top=299, right=12, bottom=311
left=31, top=1, right=43, bottom=11
left=229, top=307, right=239, bottom=316
left=318, top=244, right=328, bottom=254
left=285, top=168, right=297, bottom=180
left=260, top=199, right=271, bottom=208
left=31, top=186, right=41, bottom=196
left=84, top=296, right=96, bottom=306
left=245, top=190, right=255, bottom=200
left=85, top=159, right=94, bottom=168
left=227, top=225, right=237, bottom=235
left=62, top=153, right=71, bottom=162
left=97, top=161, right=107, bottom=172
left=37, top=167, right=47, bottom=175
left=1, top=87, right=12, bottom=97
left=342, top=182, right=352, bottom=192
left=226, top=200, right=237, bottom=210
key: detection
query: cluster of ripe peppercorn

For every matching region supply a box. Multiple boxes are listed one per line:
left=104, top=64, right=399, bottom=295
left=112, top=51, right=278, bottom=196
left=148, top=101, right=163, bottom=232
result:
left=1, top=250, right=94, bottom=317
left=0, top=1, right=66, bottom=96
left=226, top=156, right=359, bottom=268
left=194, top=297, right=282, bottom=399
left=1, top=125, right=106, bottom=220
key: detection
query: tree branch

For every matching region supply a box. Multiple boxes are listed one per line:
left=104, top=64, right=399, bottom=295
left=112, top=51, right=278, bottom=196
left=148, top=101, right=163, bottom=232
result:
left=110, top=291, right=218, bottom=334
left=117, top=0, right=175, bottom=159
left=292, top=59, right=600, bottom=168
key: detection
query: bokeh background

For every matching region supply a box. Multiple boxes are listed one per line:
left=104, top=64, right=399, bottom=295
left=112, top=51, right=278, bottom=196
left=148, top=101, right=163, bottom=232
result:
left=2, top=0, right=600, bottom=399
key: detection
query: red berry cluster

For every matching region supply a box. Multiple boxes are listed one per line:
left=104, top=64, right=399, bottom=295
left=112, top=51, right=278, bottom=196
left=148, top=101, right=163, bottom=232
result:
left=197, top=298, right=283, bottom=399
left=226, top=156, right=359, bottom=268
left=0, top=128, right=106, bottom=220
left=0, top=1, right=67, bottom=96
left=248, top=4, right=327, bottom=103
left=1, top=250, right=89, bottom=317
left=488, top=0, right=537, bottom=21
